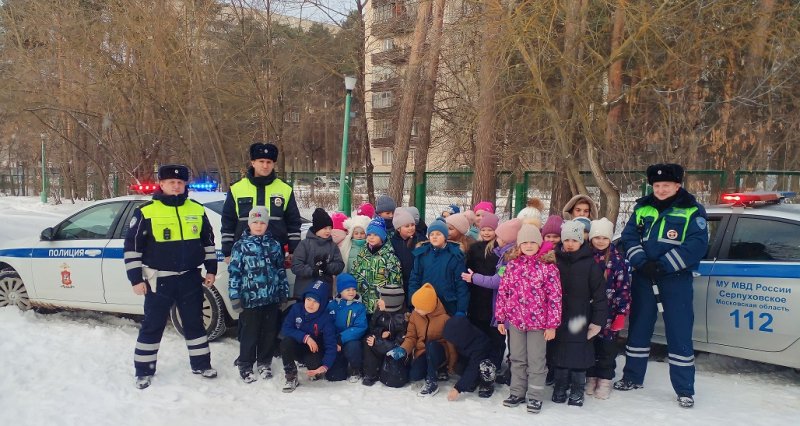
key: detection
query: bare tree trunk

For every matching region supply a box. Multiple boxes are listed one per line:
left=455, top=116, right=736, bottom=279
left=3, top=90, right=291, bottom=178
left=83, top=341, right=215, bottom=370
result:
left=472, top=0, right=503, bottom=206
left=387, top=0, right=432, bottom=202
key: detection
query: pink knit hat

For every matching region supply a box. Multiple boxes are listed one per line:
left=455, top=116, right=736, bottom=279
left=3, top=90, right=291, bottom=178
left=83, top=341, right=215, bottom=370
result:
left=463, top=210, right=476, bottom=225
left=331, top=212, right=348, bottom=231
left=445, top=213, right=471, bottom=235
left=495, top=218, right=523, bottom=244
left=479, top=213, right=499, bottom=231
left=541, top=215, right=564, bottom=237
left=356, top=203, right=375, bottom=218
left=474, top=201, right=495, bottom=214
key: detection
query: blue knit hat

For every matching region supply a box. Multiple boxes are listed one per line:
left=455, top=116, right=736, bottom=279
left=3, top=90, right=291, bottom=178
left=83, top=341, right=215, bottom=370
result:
left=366, top=217, right=388, bottom=242
left=444, top=204, right=460, bottom=215
left=304, top=280, right=331, bottom=304
left=574, top=217, right=591, bottom=233
left=336, top=273, right=358, bottom=294
left=427, top=219, right=449, bottom=239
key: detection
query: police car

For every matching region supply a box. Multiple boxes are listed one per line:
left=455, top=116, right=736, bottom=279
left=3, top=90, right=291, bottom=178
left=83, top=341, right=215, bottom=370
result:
left=0, top=191, right=310, bottom=341
left=648, top=191, right=800, bottom=369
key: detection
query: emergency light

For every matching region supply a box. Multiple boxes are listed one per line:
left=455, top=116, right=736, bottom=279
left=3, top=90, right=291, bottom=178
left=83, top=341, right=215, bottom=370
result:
left=720, top=191, right=796, bottom=206
left=129, top=183, right=158, bottom=194
left=188, top=180, right=219, bottom=192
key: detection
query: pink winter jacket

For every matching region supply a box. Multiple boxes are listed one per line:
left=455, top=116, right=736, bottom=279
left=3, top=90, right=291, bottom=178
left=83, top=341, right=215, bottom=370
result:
left=495, top=253, right=562, bottom=331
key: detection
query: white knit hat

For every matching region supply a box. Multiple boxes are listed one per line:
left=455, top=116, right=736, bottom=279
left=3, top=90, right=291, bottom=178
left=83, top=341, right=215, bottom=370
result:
left=589, top=217, right=614, bottom=241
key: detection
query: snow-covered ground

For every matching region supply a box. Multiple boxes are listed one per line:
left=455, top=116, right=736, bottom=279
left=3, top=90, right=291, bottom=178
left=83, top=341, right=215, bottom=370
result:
left=1, top=195, right=800, bottom=425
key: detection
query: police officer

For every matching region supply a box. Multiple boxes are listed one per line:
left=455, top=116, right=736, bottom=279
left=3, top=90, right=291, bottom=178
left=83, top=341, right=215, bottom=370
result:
left=221, top=142, right=301, bottom=262
left=124, top=165, right=219, bottom=389
left=614, top=163, right=708, bottom=408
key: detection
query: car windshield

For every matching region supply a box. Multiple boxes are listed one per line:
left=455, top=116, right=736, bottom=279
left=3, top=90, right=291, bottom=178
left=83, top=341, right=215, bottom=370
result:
left=204, top=200, right=224, bottom=215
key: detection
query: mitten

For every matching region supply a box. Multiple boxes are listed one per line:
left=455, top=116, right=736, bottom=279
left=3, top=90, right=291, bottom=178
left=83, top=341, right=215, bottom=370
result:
left=639, top=261, right=662, bottom=279
left=387, top=346, right=407, bottom=360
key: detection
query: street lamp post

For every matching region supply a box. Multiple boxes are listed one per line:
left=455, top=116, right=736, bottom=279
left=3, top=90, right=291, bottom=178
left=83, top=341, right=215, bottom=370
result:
left=338, top=76, right=356, bottom=215
left=40, top=133, right=47, bottom=203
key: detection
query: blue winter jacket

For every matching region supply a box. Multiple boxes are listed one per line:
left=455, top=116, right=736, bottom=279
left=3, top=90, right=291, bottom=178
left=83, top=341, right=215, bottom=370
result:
left=228, top=232, right=289, bottom=308
left=620, top=188, right=708, bottom=274
left=281, top=301, right=338, bottom=369
left=326, top=296, right=368, bottom=344
left=408, top=241, right=469, bottom=315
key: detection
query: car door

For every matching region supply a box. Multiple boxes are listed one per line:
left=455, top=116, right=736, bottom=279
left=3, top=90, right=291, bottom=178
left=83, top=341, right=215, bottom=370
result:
left=707, top=215, right=800, bottom=351
left=102, top=200, right=147, bottom=306
left=653, top=214, right=726, bottom=343
left=31, top=201, right=127, bottom=304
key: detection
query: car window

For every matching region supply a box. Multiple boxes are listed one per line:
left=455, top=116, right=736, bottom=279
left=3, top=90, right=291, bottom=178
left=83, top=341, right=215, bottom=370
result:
left=118, top=201, right=148, bottom=238
left=204, top=200, right=224, bottom=215
left=55, top=202, right=127, bottom=240
left=725, top=217, right=800, bottom=262
left=704, top=216, right=722, bottom=260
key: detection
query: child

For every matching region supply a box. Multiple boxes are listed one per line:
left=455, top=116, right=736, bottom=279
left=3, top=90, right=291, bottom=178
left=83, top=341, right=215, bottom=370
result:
left=279, top=281, right=337, bottom=392
left=228, top=207, right=289, bottom=383
left=445, top=212, right=475, bottom=250
left=325, top=273, right=368, bottom=382
left=441, top=204, right=459, bottom=218
left=463, top=210, right=480, bottom=241
left=405, top=206, right=428, bottom=238
left=362, top=299, right=408, bottom=386
left=541, top=215, right=564, bottom=245
left=575, top=216, right=592, bottom=242
left=291, top=208, right=345, bottom=300
left=390, top=207, right=424, bottom=297
left=495, top=224, right=562, bottom=414
left=388, top=283, right=457, bottom=397
left=585, top=218, right=631, bottom=399
left=562, top=194, right=598, bottom=220
left=551, top=220, right=608, bottom=407
left=356, top=202, right=375, bottom=219
left=340, top=215, right=371, bottom=273
left=351, top=217, right=403, bottom=314
left=408, top=220, right=469, bottom=317
left=331, top=212, right=348, bottom=246
left=443, top=316, right=498, bottom=400
left=473, top=201, right=495, bottom=233
left=375, top=195, right=396, bottom=233
left=517, top=198, right=545, bottom=228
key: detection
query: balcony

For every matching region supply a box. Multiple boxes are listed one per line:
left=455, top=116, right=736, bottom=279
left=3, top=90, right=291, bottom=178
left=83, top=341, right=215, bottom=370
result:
left=370, top=76, right=401, bottom=92
left=371, top=14, right=415, bottom=36
left=371, top=46, right=411, bottom=65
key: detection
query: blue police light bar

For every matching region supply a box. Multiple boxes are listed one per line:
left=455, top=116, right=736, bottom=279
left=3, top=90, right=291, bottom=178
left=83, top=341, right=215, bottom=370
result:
left=777, top=191, right=797, bottom=200
left=188, top=180, right=219, bottom=192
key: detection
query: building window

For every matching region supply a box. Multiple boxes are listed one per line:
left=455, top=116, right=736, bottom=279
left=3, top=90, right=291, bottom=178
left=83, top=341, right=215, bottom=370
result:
left=382, top=149, right=393, bottom=165
left=284, top=111, right=300, bottom=123
left=411, top=118, right=419, bottom=136
left=381, top=38, right=395, bottom=51
left=373, top=65, right=396, bottom=83
left=375, top=4, right=393, bottom=22
left=372, top=91, right=394, bottom=109
left=373, top=119, right=393, bottom=139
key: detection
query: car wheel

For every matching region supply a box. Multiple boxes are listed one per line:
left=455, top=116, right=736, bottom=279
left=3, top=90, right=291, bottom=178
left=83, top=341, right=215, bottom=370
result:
left=170, top=286, right=227, bottom=341
left=0, top=269, right=31, bottom=311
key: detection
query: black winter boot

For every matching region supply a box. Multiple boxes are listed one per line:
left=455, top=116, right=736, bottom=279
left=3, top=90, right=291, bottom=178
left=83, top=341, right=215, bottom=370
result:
left=551, top=368, right=569, bottom=403
left=568, top=370, right=586, bottom=407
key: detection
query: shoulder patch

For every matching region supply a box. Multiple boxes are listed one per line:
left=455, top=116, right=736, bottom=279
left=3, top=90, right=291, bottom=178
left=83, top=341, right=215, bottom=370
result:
left=696, top=217, right=707, bottom=230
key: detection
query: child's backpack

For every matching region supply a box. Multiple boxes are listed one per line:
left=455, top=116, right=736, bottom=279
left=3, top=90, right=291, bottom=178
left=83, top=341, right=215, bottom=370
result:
left=380, top=356, right=409, bottom=388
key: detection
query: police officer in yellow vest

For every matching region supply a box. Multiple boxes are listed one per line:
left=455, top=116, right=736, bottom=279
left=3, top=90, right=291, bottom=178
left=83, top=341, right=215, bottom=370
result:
left=124, top=165, right=219, bottom=389
left=615, top=164, right=708, bottom=409
left=221, top=142, right=301, bottom=262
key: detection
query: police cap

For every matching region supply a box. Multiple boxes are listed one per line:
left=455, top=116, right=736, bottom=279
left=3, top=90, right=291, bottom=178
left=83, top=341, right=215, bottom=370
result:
left=157, top=164, right=190, bottom=181
left=249, top=142, right=279, bottom=161
left=647, top=163, right=684, bottom=185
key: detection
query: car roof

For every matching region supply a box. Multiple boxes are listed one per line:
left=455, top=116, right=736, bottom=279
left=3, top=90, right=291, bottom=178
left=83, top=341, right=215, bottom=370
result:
left=705, top=202, right=800, bottom=220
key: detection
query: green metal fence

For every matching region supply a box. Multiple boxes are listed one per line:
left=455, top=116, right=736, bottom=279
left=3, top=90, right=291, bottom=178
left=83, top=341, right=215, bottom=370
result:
left=735, top=171, right=800, bottom=195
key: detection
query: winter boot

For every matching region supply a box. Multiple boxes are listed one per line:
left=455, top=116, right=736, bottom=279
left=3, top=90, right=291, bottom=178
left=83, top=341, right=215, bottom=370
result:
left=239, top=369, right=257, bottom=384
left=478, top=381, right=495, bottom=398
left=479, top=359, right=497, bottom=383
left=257, top=363, right=273, bottom=380
left=348, top=367, right=363, bottom=383
left=613, top=378, right=643, bottom=391
left=418, top=379, right=439, bottom=397
left=551, top=369, right=569, bottom=404
left=502, top=394, right=526, bottom=407
left=526, top=398, right=543, bottom=414
left=677, top=395, right=695, bottom=408
left=135, top=375, right=153, bottom=389
left=585, top=376, right=598, bottom=395
left=495, top=367, right=511, bottom=385
left=545, top=368, right=555, bottom=386
left=192, top=368, right=218, bottom=378
left=568, top=370, right=586, bottom=407
left=594, top=379, right=612, bottom=399
left=437, top=367, right=449, bottom=382
left=282, top=370, right=299, bottom=393
left=361, top=375, right=378, bottom=386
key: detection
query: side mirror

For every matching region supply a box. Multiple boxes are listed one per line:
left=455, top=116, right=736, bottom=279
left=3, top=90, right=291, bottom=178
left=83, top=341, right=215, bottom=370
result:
left=40, top=227, right=55, bottom=241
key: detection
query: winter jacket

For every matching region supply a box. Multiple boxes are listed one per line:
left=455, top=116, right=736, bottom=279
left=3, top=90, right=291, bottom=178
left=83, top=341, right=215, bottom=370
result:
left=400, top=301, right=458, bottom=372
left=466, top=225, right=479, bottom=241
left=495, top=253, right=562, bottom=331
left=390, top=231, right=422, bottom=296
left=227, top=232, right=289, bottom=308
left=281, top=300, right=338, bottom=369
left=551, top=243, right=608, bottom=369
left=366, top=310, right=408, bottom=355
left=592, top=245, right=632, bottom=340
left=469, top=242, right=514, bottom=324
left=408, top=241, right=469, bottom=316
left=221, top=168, right=302, bottom=255
left=351, top=242, right=403, bottom=313
left=326, top=295, right=368, bottom=345
left=443, top=316, right=490, bottom=393
left=465, top=240, right=500, bottom=324
left=291, top=232, right=345, bottom=299
left=346, top=240, right=366, bottom=273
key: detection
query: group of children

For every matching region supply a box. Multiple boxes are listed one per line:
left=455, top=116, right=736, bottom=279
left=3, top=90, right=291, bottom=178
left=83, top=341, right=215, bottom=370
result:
left=226, top=193, right=631, bottom=414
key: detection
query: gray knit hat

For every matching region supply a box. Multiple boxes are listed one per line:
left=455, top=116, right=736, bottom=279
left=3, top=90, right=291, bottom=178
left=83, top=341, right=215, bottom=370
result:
left=375, top=195, right=397, bottom=214
left=561, top=220, right=585, bottom=244
left=248, top=206, right=270, bottom=226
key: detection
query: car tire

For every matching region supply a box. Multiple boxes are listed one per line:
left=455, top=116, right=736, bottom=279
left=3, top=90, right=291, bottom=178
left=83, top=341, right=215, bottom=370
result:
left=170, top=285, right=227, bottom=341
left=0, top=269, right=32, bottom=311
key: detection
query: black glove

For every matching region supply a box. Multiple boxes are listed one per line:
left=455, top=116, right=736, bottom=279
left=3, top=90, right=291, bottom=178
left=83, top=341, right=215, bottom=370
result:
left=639, top=261, right=662, bottom=279
left=314, top=258, right=328, bottom=277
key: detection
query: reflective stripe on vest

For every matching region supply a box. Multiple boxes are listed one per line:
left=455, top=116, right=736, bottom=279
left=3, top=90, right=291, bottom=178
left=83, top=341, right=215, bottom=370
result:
left=140, top=200, right=205, bottom=242
left=229, top=179, right=292, bottom=218
left=634, top=205, right=698, bottom=244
